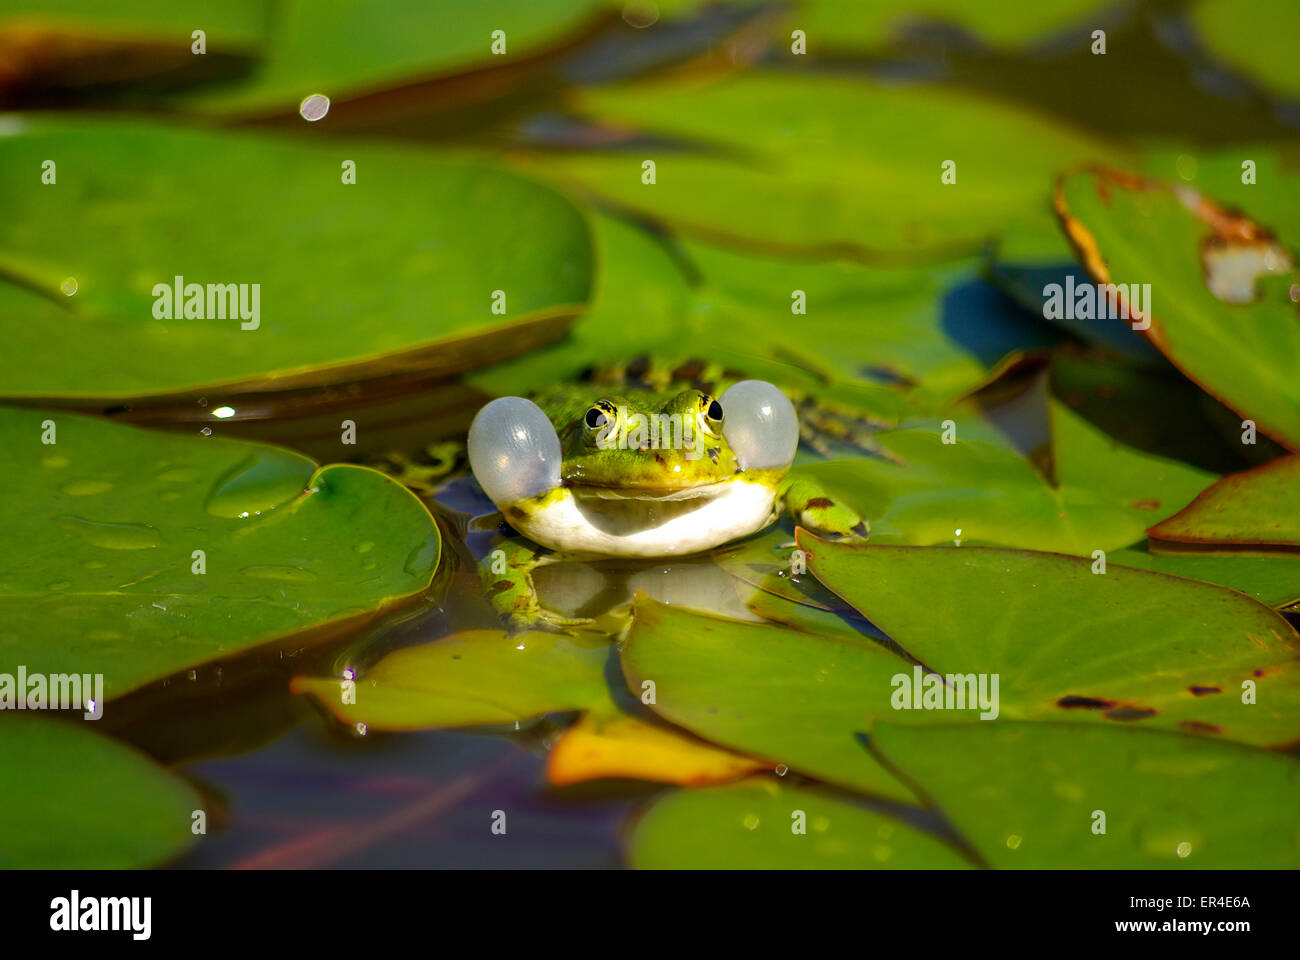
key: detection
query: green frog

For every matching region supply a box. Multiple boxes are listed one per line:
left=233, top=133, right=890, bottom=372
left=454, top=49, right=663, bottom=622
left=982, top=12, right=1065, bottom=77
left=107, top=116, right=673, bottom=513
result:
left=465, top=373, right=868, bottom=625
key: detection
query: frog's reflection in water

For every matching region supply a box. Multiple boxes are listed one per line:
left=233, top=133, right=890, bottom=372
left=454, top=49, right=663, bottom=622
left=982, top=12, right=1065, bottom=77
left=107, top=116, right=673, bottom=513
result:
left=532, top=555, right=762, bottom=623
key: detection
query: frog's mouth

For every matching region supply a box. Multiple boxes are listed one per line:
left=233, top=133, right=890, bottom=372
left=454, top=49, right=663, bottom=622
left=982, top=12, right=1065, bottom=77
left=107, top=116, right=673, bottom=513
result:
left=565, top=478, right=734, bottom=502
left=516, top=478, right=779, bottom=558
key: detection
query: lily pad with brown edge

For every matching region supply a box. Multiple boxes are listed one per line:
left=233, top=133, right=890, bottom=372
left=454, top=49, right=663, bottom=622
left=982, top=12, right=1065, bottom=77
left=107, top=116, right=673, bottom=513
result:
left=291, top=627, right=765, bottom=788
left=621, top=595, right=923, bottom=803
left=513, top=71, right=1122, bottom=259
left=0, top=117, right=593, bottom=406
left=628, top=777, right=975, bottom=870
left=871, top=721, right=1300, bottom=868
left=790, top=398, right=1214, bottom=555
left=1054, top=166, right=1300, bottom=451
left=1147, top=455, right=1300, bottom=554
left=798, top=533, right=1300, bottom=746
left=0, top=405, right=440, bottom=700
left=0, top=714, right=204, bottom=868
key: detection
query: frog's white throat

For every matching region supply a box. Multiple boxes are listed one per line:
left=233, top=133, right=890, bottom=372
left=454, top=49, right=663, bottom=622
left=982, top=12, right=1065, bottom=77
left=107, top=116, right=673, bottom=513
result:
left=515, top=479, right=779, bottom=558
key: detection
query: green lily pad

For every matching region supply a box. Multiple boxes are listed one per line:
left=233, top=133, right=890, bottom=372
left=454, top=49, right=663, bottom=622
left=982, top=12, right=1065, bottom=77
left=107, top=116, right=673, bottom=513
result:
left=1055, top=167, right=1300, bottom=451
left=621, top=596, right=918, bottom=802
left=792, top=398, right=1214, bottom=554
left=292, top=628, right=616, bottom=730
left=0, top=405, right=440, bottom=699
left=1111, top=541, right=1300, bottom=609
left=474, top=212, right=1056, bottom=416
left=0, top=714, right=201, bottom=868
left=629, top=777, right=973, bottom=869
left=1190, top=0, right=1300, bottom=100
left=0, top=117, right=592, bottom=404
left=872, top=722, right=1300, bottom=868
left=785, top=0, right=1115, bottom=51
left=515, top=71, right=1120, bottom=257
left=799, top=535, right=1300, bottom=745
left=1148, top=455, right=1300, bottom=552
left=178, top=0, right=602, bottom=116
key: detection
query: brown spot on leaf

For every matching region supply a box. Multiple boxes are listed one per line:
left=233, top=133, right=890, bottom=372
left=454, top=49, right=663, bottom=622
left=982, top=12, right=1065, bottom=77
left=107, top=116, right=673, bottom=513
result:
left=1057, top=695, right=1114, bottom=710
left=1188, top=685, right=1222, bottom=696
left=1131, top=499, right=1160, bottom=510
left=1178, top=720, right=1223, bottom=735
left=1104, top=705, right=1157, bottom=721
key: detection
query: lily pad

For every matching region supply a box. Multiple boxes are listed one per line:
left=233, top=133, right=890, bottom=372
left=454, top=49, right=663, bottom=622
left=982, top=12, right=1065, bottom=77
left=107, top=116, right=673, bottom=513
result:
left=292, top=626, right=764, bottom=787
left=0, top=714, right=201, bottom=868
left=784, top=0, right=1115, bottom=51
left=1148, top=455, right=1300, bottom=552
left=474, top=212, right=1056, bottom=415
left=515, top=71, right=1120, bottom=257
left=178, top=0, right=603, bottom=116
left=1111, top=540, right=1300, bottom=609
left=872, top=722, right=1300, bottom=868
left=0, top=117, right=592, bottom=404
left=1189, top=0, right=1300, bottom=100
left=792, top=398, right=1214, bottom=555
left=629, top=777, right=973, bottom=869
left=292, top=629, right=615, bottom=730
left=621, top=596, right=919, bottom=802
left=1055, top=166, right=1300, bottom=450
left=548, top=709, right=767, bottom=787
left=0, top=405, right=440, bottom=699
left=799, top=534, right=1300, bottom=746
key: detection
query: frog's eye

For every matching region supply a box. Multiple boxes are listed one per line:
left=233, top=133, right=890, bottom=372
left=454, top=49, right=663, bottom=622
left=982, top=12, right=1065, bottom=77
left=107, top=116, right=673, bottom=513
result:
left=584, top=406, right=608, bottom=430
left=718, top=380, right=798, bottom=471
left=467, top=397, right=562, bottom=506
left=696, top=394, right=725, bottom=437
left=705, top=397, right=724, bottom=422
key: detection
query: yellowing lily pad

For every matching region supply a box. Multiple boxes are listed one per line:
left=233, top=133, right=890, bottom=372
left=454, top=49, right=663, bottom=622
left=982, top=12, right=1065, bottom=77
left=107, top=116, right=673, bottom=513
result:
left=547, top=709, right=767, bottom=787
left=0, top=117, right=592, bottom=404
left=0, top=714, right=202, bottom=868
left=799, top=534, right=1300, bottom=746
left=1148, top=455, right=1300, bottom=552
left=873, top=722, right=1300, bottom=868
left=0, top=405, right=440, bottom=700
left=629, top=777, right=974, bottom=869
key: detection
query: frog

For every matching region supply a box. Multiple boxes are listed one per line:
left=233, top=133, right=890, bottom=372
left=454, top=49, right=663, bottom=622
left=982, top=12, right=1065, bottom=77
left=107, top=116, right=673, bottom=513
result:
left=465, top=370, right=869, bottom=626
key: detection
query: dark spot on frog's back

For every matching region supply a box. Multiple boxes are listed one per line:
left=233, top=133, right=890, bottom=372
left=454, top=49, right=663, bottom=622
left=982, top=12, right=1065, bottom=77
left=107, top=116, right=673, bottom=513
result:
left=505, top=505, right=530, bottom=523
left=488, top=581, right=513, bottom=595
left=707, top=447, right=719, bottom=464
left=805, top=497, right=834, bottom=510
left=1057, top=695, right=1113, bottom=710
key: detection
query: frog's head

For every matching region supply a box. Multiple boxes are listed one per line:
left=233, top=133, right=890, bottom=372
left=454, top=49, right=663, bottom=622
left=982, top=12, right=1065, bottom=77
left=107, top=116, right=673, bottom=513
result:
left=467, top=380, right=799, bottom=558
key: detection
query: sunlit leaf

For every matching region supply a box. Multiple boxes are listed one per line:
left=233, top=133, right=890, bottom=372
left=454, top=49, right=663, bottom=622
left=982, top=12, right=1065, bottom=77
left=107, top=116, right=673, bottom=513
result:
left=629, top=777, right=974, bottom=869
left=1148, top=455, right=1300, bottom=552
left=0, top=117, right=592, bottom=404
left=800, top=534, right=1300, bottom=745
left=0, top=406, right=440, bottom=699
left=873, top=721, right=1300, bottom=868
